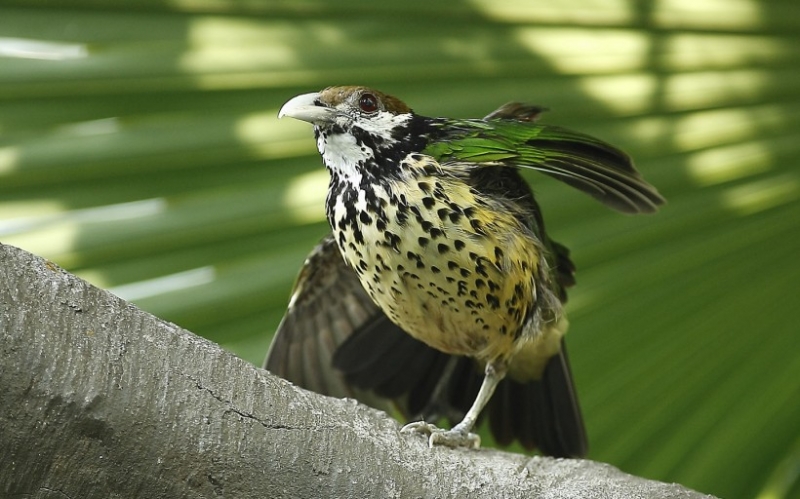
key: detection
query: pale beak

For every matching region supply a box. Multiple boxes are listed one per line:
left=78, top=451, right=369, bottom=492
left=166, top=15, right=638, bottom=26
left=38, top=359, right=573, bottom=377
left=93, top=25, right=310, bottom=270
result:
left=278, top=92, right=337, bottom=124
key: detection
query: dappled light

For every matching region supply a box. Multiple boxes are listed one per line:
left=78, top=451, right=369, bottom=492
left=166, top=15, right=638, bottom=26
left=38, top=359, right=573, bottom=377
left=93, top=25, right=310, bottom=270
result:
left=57, top=117, right=121, bottom=137
left=653, top=0, right=763, bottom=30
left=687, top=141, right=772, bottom=186
left=665, top=70, right=771, bottom=110
left=578, top=74, right=658, bottom=114
left=233, top=109, right=317, bottom=160
left=181, top=18, right=297, bottom=73
left=722, top=174, right=799, bottom=215
left=108, top=265, right=216, bottom=301
left=0, top=36, right=87, bottom=60
left=664, top=34, right=791, bottom=70
left=673, top=105, right=788, bottom=152
left=1, top=199, right=167, bottom=262
left=282, top=169, right=329, bottom=224
left=513, top=28, right=651, bottom=74
left=467, top=0, right=635, bottom=25
left=0, top=146, right=20, bottom=173
left=1, top=1, right=799, bottom=497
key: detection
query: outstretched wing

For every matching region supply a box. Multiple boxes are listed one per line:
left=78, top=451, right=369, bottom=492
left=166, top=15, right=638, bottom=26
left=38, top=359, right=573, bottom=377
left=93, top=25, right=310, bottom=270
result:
left=482, top=102, right=548, bottom=122
left=264, top=233, right=459, bottom=414
left=264, top=233, right=587, bottom=456
left=424, top=117, right=665, bottom=214
left=264, top=234, right=391, bottom=410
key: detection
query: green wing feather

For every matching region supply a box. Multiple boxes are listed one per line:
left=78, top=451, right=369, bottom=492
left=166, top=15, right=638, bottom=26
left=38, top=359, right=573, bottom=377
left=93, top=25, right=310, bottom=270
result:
left=424, top=118, right=665, bottom=214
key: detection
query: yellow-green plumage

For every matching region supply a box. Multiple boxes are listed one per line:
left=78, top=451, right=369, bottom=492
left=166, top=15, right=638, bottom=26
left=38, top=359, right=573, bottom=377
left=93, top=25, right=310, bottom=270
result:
left=267, top=85, right=664, bottom=455
left=334, top=154, right=546, bottom=364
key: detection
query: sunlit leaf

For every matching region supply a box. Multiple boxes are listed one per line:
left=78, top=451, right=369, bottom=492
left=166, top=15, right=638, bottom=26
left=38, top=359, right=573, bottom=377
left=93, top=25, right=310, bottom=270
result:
left=2, top=2, right=798, bottom=497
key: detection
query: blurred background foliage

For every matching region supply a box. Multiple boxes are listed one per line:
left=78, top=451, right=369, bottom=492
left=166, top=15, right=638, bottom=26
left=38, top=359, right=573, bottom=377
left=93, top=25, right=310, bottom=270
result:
left=1, top=1, right=799, bottom=497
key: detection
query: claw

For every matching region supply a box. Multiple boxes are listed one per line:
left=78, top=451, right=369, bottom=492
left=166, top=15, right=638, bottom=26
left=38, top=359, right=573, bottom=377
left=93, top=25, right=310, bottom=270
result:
left=401, top=421, right=481, bottom=449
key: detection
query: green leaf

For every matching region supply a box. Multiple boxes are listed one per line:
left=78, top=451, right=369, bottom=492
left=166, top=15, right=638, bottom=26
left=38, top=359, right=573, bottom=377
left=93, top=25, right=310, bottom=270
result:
left=2, top=2, right=799, bottom=498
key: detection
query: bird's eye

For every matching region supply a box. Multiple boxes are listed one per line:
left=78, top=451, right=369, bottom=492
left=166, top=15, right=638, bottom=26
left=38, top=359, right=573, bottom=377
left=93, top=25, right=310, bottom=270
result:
left=358, top=93, right=379, bottom=113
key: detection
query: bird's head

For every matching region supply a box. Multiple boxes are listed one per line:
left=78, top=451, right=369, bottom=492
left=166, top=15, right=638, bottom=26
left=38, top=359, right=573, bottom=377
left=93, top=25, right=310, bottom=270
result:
left=279, top=86, right=424, bottom=185
left=279, top=86, right=412, bottom=128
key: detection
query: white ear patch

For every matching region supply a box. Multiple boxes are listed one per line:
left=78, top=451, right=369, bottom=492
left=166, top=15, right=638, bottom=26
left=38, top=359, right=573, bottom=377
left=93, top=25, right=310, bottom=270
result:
left=354, top=110, right=412, bottom=137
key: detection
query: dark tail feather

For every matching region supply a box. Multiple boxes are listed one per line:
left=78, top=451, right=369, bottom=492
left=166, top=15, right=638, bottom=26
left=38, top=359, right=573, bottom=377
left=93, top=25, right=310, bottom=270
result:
left=486, top=343, right=587, bottom=457
left=543, top=345, right=588, bottom=457
left=536, top=344, right=588, bottom=457
left=333, top=317, right=586, bottom=457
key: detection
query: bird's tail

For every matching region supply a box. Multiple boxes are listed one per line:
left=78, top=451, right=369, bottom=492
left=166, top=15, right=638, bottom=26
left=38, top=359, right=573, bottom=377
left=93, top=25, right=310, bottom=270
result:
left=487, top=345, right=587, bottom=457
left=333, top=323, right=588, bottom=457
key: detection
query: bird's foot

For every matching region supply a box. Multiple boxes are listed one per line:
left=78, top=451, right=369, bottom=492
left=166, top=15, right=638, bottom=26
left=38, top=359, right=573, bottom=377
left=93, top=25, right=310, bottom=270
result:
left=401, top=421, right=481, bottom=449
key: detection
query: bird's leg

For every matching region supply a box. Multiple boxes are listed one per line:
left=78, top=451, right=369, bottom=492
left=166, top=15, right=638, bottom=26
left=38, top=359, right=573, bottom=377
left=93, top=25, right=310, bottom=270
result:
left=401, top=360, right=507, bottom=449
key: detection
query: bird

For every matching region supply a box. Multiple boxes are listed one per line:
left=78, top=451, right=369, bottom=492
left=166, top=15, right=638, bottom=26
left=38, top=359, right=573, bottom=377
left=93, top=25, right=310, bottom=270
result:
left=265, top=86, right=664, bottom=456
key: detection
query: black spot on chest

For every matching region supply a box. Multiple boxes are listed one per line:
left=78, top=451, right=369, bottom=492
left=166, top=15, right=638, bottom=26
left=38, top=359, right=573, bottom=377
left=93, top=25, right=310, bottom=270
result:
left=328, top=181, right=390, bottom=247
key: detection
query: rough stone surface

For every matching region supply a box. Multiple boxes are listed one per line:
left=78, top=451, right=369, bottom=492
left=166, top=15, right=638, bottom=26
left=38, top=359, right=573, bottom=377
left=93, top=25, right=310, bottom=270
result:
left=0, top=243, right=717, bottom=498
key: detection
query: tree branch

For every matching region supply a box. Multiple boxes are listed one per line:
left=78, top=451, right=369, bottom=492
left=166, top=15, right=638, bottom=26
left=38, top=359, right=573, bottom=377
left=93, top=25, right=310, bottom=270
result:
left=0, top=243, right=714, bottom=498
